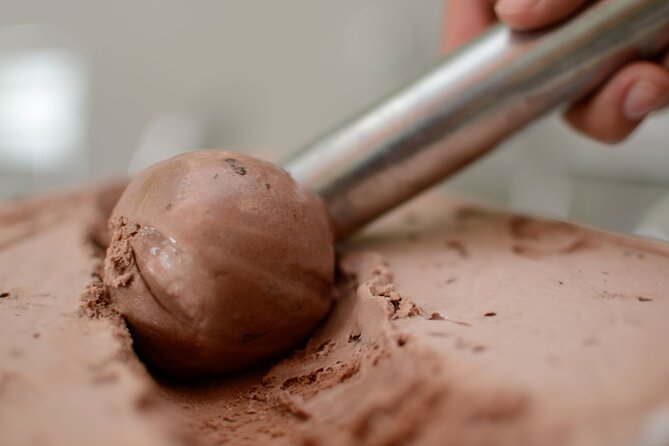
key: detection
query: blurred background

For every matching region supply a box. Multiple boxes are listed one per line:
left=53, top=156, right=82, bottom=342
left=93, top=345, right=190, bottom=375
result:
left=1, top=0, right=669, bottom=240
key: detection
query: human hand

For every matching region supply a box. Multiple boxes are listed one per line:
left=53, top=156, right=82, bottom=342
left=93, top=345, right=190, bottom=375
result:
left=442, top=0, right=669, bottom=143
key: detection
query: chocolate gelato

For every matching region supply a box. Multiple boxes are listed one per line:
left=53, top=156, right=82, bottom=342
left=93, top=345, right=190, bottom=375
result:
left=2, top=182, right=669, bottom=446
left=103, top=151, right=334, bottom=377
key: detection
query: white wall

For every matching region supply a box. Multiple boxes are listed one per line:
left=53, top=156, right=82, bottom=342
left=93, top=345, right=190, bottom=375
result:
left=0, top=0, right=442, bottom=183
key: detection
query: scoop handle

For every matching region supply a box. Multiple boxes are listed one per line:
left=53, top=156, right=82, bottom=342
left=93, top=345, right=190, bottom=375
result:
left=284, top=0, right=669, bottom=240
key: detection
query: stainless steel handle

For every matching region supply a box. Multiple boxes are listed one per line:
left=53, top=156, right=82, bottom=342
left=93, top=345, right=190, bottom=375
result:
left=284, top=0, right=669, bottom=240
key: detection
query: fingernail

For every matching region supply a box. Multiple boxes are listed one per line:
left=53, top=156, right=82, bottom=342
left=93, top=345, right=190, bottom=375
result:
left=623, top=81, right=669, bottom=121
left=495, top=0, right=540, bottom=16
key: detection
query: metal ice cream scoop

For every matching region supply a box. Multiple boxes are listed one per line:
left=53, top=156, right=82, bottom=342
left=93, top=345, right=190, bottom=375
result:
left=285, top=0, right=669, bottom=239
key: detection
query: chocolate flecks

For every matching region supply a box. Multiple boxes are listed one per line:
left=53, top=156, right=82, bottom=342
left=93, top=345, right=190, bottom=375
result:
left=445, top=240, right=468, bottom=258
left=390, top=299, right=401, bottom=312
left=225, top=158, right=247, bottom=176
left=265, top=183, right=271, bottom=190
left=472, top=345, right=487, bottom=353
left=213, top=173, right=219, bottom=179
left=348, top=334, right=361, bottom=343
left=0, top=292, right=9, bottom=298
left=281, top=368, right=325, bottom=390
left=484, top=312, right=497, bottom=318
left=597, top=291, right=653, bottom=302
left=250, top=393, right=268, bottom=403
left=558, top=281, right=564, bottom=285
left=429, top=312, right=445, bottom=321
left=32, top=333, right=40, bottom=339
left=315, top=340, right=332, bottom=353
left=622, top=250, right=649, bottom=260
left=338, top=360, right=361, bottom=383
left=238, top=331, right=270, bottom=346
left=599, top=291, right=615, bottom=299
left=395, top=333, right=410, bottom=347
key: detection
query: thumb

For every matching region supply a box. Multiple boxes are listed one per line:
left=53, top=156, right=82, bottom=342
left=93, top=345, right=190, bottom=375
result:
left=442, top=0, right=498, bottom=53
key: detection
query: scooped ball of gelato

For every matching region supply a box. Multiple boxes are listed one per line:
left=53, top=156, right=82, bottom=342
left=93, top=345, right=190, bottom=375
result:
left=103, top=150, right=334, bottom=377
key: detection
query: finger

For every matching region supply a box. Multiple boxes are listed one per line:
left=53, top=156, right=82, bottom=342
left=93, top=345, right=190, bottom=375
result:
left=495, top=0, right=587, bottom=31
left=442, top=0, right=497, bottom=53
left=564, top=62, right=669, bottom=144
